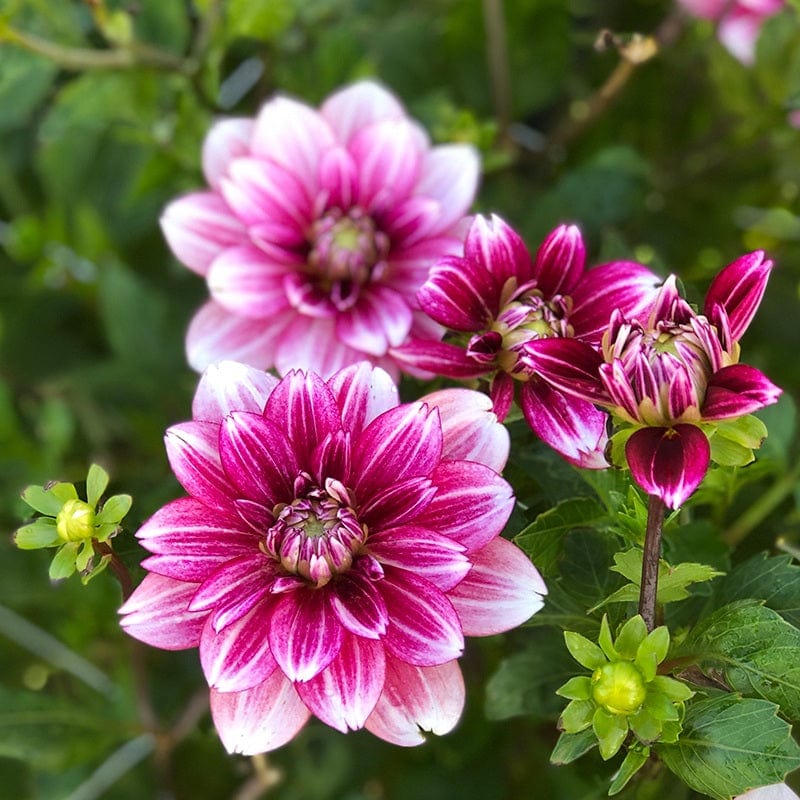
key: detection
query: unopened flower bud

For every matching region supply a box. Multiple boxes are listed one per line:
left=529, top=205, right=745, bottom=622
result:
left=591, top=661, right=647, bottom=715
left=56, top=499, right=96, bottom=543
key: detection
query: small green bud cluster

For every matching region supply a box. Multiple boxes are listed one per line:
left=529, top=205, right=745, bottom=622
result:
left=15, top=464, right=132, bottom=584
left=556, top=615, right=693, bottom=762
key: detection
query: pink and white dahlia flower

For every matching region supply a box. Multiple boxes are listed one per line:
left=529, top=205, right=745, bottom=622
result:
left=677, top=0, right=785, bottom=64
left=120, top=361, right=545, bottom=752
left=524, top=251, right=782, bottom=508
left=161, top=80, right=479, bottom=378
left=392, top=214, right=662, bottom=469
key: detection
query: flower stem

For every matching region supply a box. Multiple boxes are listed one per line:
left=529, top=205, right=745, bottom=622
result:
left=94, top=540, right=134, bottom=601
left=639, top=495, right=666, bottom=631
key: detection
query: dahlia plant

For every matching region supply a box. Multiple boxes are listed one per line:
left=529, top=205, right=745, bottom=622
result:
left=392, top=214, right=662, bottom=468
left=160, top=80, right=479, bottom=378
left=523, top=251, right=781, bottom=510
left=119, top=360, right=545, bottom=752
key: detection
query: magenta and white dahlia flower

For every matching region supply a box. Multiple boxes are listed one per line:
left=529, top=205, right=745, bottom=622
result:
left=161, top=80, right=479, bottom=378
left=119, top=361, right=545, bottom=752
left=392, top=214, right=662, bottom=469
left=524, top=251, right=782, bottom=509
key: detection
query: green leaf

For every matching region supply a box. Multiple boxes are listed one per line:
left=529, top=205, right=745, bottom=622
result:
left=608, top=746, right=650, bottom=796
left=712, top=415, right=768, bottom=450
left=593, top=707, right=628, bottom=760
left=565, top=631, right=607, bottom=670
left=550, top=728, right=597, bottom=765
left=561, top=699, right=595, bottom=734
left=636, top=627, right=670, bottom=678
left=21, top=485, right=62, bottom=516
left=514, top=497, right=608, bottom=578
left=86, top=464, right=109, bottom=508
left=656, top=694, right=800, bottom=800
left=556, top=676, right=592, bottom=701
left=614, top=616, right=648, bottom=660
left=95, top=494, right=132, bottom=525
left=14, top=519, right=59, bottom=550
left=650, top=676, right=694, bottom=703
left=598, top=615, right=618, bottom=661
left=708, top=433, right=755, bottom=467
left=48, top=543, right=78, bottom=581
left=680, top=601, right=800, bottom=720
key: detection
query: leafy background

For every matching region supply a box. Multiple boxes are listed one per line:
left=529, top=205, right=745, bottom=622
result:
left=1, top=0, right=800, bottom=798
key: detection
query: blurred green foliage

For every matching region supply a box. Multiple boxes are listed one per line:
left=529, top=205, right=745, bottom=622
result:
left=2, top=0, right=800, bottom=798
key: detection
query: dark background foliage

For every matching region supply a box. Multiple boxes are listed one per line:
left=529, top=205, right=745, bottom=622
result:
left=1, top=1, right=800, bottom=798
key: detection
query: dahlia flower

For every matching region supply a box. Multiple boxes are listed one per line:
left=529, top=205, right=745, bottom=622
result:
left=120, top=361, right=545, bottom=752
left=392, top=214, right=661, bottom=469
left=161, top=80, right=479, bottom=378
left=736, top=785, right=800, bottom=800
left=524, top=251, right=781, bottom=508
left=677, top=0, right=785, bottom=64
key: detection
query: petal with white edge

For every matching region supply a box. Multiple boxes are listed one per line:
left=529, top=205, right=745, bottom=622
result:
left=327, top=362, right=399, bottom=434
left=192, top=360, right=278, bottom=423
left=202, top=118, right=254, bottom=190
left=321, top=80, right=405, bottom=144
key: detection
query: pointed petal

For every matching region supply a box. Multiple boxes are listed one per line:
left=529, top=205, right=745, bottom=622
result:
left=703, top=251, right=773, bottom=342
left=570, top=262, right=662, bottom=344
left=330, top=569, right=389, bottom=639
left=421, top=387, right=510, bottom=472
left=335, top=286, right=413, bottom=356
left=365, top=656, right=464, bottom=746
left=297, top=634, right=386, bottom=732
left=416, top=460, right=514, bottom=552
left=370, top=526, right=470, bottom=591
left=359, top=476, right=437, bottom=528
left=321, top=80, right=405, bottom=144
left=207, top=244, right=295, bottom=319
left=119, top=574, right=206, bottom=650
left=164, top=421, right=235, bottom=509
left=274, top=315, right=363, bottom=379
left=625, top=424, right=711, bottom=509
left=520, top=380, right=610, bottom=469
left=251, top=95, right=335, bottom=193
left=327, top=362, right=399, bottom=433
left=352, top=403, right=442, bottom=498
left=702, top=364, right=782, bottom=420
left=202, top=117, right=254, bottom=189
left=138, top=497, right=258, bottom=582
left=414, top=144, right=480, bottom=235
left=192, top=360, right=278, bottom=423
left=268, top=589, right=344, bottom=682
left=318, top=145, right=357, bottom=208
left=211, top=671, right=311, bottom=755
left=185, top=300, right=292, bottom=373
left=532, top=224, right=586, bottom=297
left=380, top=569, right=464, bottom=666
left=463, top=213, right=533, bottom=289
left=199, top=603, right=279, bottom=691
left=219, top=412, right=298, bottom=505
left=390, top=340, right=486, bottom=379
left=160, top=192, right=246, bottom=276
left=264, top=370, right=342, bottom=460
left=490, top=372, right=516, bottom=421
left=521, top=337, right=608, bottom=404
left=448, top=537, right=546, bottom=635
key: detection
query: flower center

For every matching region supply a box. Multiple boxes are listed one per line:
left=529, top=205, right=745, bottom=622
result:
left=466, top=291, right=574, bottom=378
left=308, top=209, right=391, bottom=311
left=591, top=661, right=647, bottom=716
left=56, top=498, right=96, bottom=543
left=264, top=478, right=367, bottom=587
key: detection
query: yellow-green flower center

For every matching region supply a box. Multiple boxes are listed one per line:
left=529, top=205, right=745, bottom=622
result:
left=56, top=499, right=96, bottom=543
left=591, top=661, right=647, bottom=715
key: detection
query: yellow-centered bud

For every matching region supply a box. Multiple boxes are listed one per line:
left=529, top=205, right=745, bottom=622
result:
left=56, top=499, right=96, bottom=543
left=591, top=661, right=647, bottom=715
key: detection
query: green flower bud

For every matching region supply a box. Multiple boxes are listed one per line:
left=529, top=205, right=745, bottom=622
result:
left=591, top=661, right=647, bottom=715
left=56, top=499, right=96, bottom=543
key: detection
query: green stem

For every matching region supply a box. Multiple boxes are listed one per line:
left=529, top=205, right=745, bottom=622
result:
left=639, top=495, right=666, bottom=631
left=482, top=0, right=512, bottom=139
left=723, top=458, right=800, bottom=547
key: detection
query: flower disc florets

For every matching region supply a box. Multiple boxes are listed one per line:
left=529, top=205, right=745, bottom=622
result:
left=120, top=361, right=546, bottom=754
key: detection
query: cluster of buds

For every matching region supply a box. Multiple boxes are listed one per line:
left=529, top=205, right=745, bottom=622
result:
left=556, top=615, right=693, bottom=761
left=15, top=464, right=131, bottom=583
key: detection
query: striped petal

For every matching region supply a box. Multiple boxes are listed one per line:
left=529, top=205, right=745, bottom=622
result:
left=330, top=569, right=389, bottom=640
left=327, top=361, right=399, bottom=433
left=192, top=360, right=278, bottom=423
left=702, top=364, right=782, bottom=421
left=321, top=80, right=405, bottom=145
left=521, top=337, right=608, bottom=404
left=532, top=224, right=586, bottom=297
left=202, top=117, right=254, bottom=190
left=463, top=213, right=534, bottom=290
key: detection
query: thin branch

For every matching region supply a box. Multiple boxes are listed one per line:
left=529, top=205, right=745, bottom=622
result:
left=639, top=495, right=666, bottom=631
left=94, top=540, right=134, bottom=601
left=482, top=0, right=513, bottom=139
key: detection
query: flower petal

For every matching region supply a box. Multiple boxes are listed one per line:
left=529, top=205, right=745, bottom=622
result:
left=296, top=633, right=386, bottom=732
left=703, top=251, right=773, bottom=342
left=211, top=671, right=311, bottom=755
left=365, top=656, right=464, bottom=746
left=160, top=192, right=246, bottom=276
left=380, top=569, right=464, bottom=666
left=335, top=286, right=413, bottom=356
left=192, top=360, right=278, bottom=423
left=625, top=424, right=711, bottom=509
left=358, top=476, right=437, bottom=528
left=415, top=460, right=514, bottom=552
left=268, top=588, right=344, bottom=682
left=327, top=362, right=399, bottom=433
left=202, top=117, right=254, bottom=190
left=520, top=380, right=610, bottom=469
left=463, top=213, right=534, bottom=290
left=448, top=537, right=547, bottom=636
left=532, top=224, right=586, bottom=297
left=274, top=316, right=365, bottom=379
left=570, top=261, right=662, bottom=344
left=330, top=569, right=389, bottom=639
left=320, top=80, right=405, bottom=144
left=219, top=411, right=298, bottom=505
left=200, top=603, right=279, bottom=692
left=119, top=574, right=206, bottom=650
left=389, top=340, right=486, bottom=379
left=421, top=387, right=510, bottom=472
left=702, top=363, right=782, bottom=420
